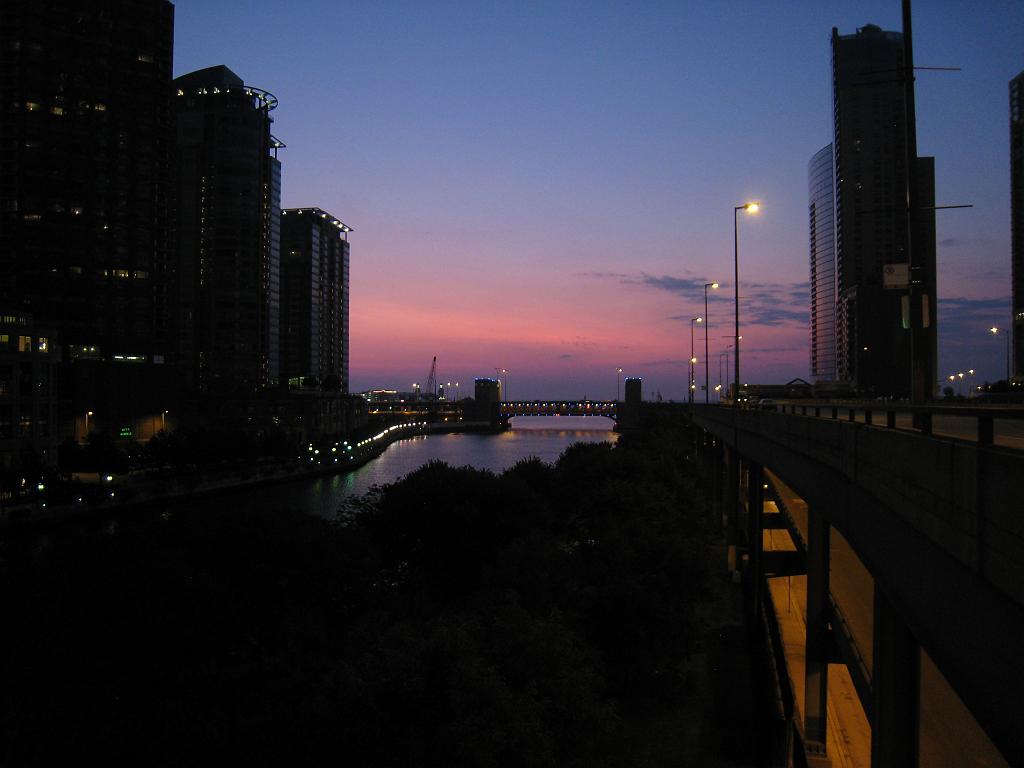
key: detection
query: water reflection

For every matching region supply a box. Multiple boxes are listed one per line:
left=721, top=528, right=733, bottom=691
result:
left=221, top=416, right=617, bottom=519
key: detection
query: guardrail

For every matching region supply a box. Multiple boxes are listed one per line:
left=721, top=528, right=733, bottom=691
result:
left=760, top=400, right=1024, bottom=446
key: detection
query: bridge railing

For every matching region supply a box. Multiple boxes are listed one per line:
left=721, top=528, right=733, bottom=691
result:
left=750, top=400, right=1024, bottom=447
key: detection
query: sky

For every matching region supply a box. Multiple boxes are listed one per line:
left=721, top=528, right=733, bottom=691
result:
left=173, top=1, right=1024, bottom=400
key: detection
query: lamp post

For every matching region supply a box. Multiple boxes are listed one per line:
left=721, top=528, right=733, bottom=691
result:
left=704, top=281, right=719, bottom=403
left=616, top=367, right=623, bottom=401
left=991, top=327, right=1010, bottom=382
left=412, top=383, right=420, bottom=401
left=690, top=317, right=702, bottom=404
left=161, top=410, right=167, bottom=432
left=957, top=371, right=965, bottom=397
left=734, top=202, right=760, bottom=405
left=84, top=410, right=93, bottom=443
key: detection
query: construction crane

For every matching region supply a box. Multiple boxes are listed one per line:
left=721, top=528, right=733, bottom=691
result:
left=425, top=356, right=437, bottom=399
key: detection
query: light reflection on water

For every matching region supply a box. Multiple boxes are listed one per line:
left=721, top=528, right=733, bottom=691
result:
left=231, top=416, right=618, bottom=519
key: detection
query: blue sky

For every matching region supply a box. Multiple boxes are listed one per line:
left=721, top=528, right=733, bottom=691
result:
left=173, top=1, right=1024, bottom=398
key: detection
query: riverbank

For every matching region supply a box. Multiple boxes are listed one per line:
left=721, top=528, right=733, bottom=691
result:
left=0, top=415, right=763, bottom=765
left=0, top=420, right=494, bottom=531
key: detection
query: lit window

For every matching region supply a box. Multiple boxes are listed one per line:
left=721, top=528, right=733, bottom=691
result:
left=37, top=338, right=48, bottom=352
left=94, top=103, right=106, bottom=112
left=0, top=334, right=8, bottom=347
left=22, top=213, right=41, bottom=222
left=137, top=53, right=154, bottom=63
left=50, top=105, right=64, bottom=116
left=18, top=336, right=31, bottom=352
left=71, top=206, right=82, bottom=215
left=25, top=102, right=41, bottom=111
left=113, top=269, right=129, bottom=278
left=133, top=270, right=148, bottom=279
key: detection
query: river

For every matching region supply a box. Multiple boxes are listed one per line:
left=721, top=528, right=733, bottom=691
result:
left=202, top=416, right=618, bottom=519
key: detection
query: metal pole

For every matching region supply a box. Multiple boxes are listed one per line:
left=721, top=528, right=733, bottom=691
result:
left=734, top=207, right=741, bottom=404
left=690, top=320, right=695, bottom=405
left=704, top=283, right=711, bottom=403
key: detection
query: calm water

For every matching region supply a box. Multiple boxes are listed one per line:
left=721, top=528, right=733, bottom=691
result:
left=212, top=416, right=618, bottom=519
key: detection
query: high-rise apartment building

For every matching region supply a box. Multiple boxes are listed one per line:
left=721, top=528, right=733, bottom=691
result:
left=173, top=65, right=282, bottom=395
left=827, top=24, right=936, bottom=397
left=0, top=0, right=175, bottom=365
left=1011, top=71, right=1024, bottom=381
left=280, top=208, right=352, bottom=393
left=809, top=144, right=837, bottom=381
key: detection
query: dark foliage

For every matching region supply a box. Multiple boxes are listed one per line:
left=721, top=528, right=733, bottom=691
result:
left=1, top=418, right=715, bottom=765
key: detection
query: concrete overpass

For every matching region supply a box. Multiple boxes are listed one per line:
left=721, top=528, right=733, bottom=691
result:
left=691, top=404, right=1024, bottom=767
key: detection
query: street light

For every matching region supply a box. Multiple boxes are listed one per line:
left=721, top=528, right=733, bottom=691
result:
left=412, top=382, right=420, bottom=400
left=991, top=327, right=1010, bottom=382
left=957, top=371, right=965, bottom=397
left=734, top=202, right=760, bottom=405
left=704, top=281, right=719, bottom=403
left=84, top=410, right=93, bottom=442
left=690, top=317, right=703, bottom=405
left=616, top=367, right=623, bottom=401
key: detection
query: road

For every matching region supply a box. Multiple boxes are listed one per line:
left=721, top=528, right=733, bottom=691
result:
left=767, top=472, right=1009, bottom=768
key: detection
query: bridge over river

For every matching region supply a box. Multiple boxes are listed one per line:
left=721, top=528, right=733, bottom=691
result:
left=691, top=402, right=1024, bottom=767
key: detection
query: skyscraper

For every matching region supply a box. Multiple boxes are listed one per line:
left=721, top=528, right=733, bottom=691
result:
left=1011, top=71, right=1024, bottom=381
left=0, top=0, right=175, bottom=366
left=173, top=65, right=283, bottom=395
left=809, top=144, right=837, bottom=381
left=829, top=24, right=937, bottom=397
left=280, top=208, right=352, bottom=393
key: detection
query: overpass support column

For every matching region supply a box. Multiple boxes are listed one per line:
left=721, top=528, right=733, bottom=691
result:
left=746, top=462, right=763, bottom=617
left=870, top=584, right=920, bottom=767
left=725, top=446, right=739, bottom=573
left=804, top=507, right=830, bottom=762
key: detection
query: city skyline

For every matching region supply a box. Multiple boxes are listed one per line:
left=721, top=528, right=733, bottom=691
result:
left=172, top=1, right=1024, bottom=400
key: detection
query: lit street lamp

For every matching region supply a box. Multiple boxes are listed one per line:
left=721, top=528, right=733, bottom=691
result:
left=991, top=327, right=1010, bottom=382
left=690, top=317, right=702, bottom=405
left=704, top=281, right=719, bottom=403
left=734, top=202, right=760, bottom=405
left=616, top=367, right=623, bottom=401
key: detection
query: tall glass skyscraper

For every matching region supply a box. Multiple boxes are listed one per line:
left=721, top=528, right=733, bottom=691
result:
left=825, top=24, right=937, bottom=397
left=173, top=65, right=282, bottom=394
left=809, top=144, right=837, bottom=381
left=280, top=208, right=352, bottom=394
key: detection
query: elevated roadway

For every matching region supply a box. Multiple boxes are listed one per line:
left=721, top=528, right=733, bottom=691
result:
left=693, top=404, right=1024, bottom=767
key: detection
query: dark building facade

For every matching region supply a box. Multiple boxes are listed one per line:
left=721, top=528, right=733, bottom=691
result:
left=1012, top=71, right=1024, bottom=381
left=474, top=378, right=500, bottom=421
left=0, top=1, right=178, bottom=450
left=808, top=143, right=837, bottom=381
left=0, top=2, right=175, bottom=361
left=0, top=313, right=59, bottom=475
left=830, top=24, right=937, bottom=397
left=280, top=208, right=352, bottom=393
left=173, top=65, right=282, bottom=395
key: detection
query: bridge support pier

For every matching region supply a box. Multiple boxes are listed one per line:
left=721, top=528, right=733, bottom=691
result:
left=746, top=461, right=764, bottom=617
left=871, top=583, right=920, bottom=768
left=725, top=446, right=740, bottom=573
left=804, top=507, right=831, bottom=763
